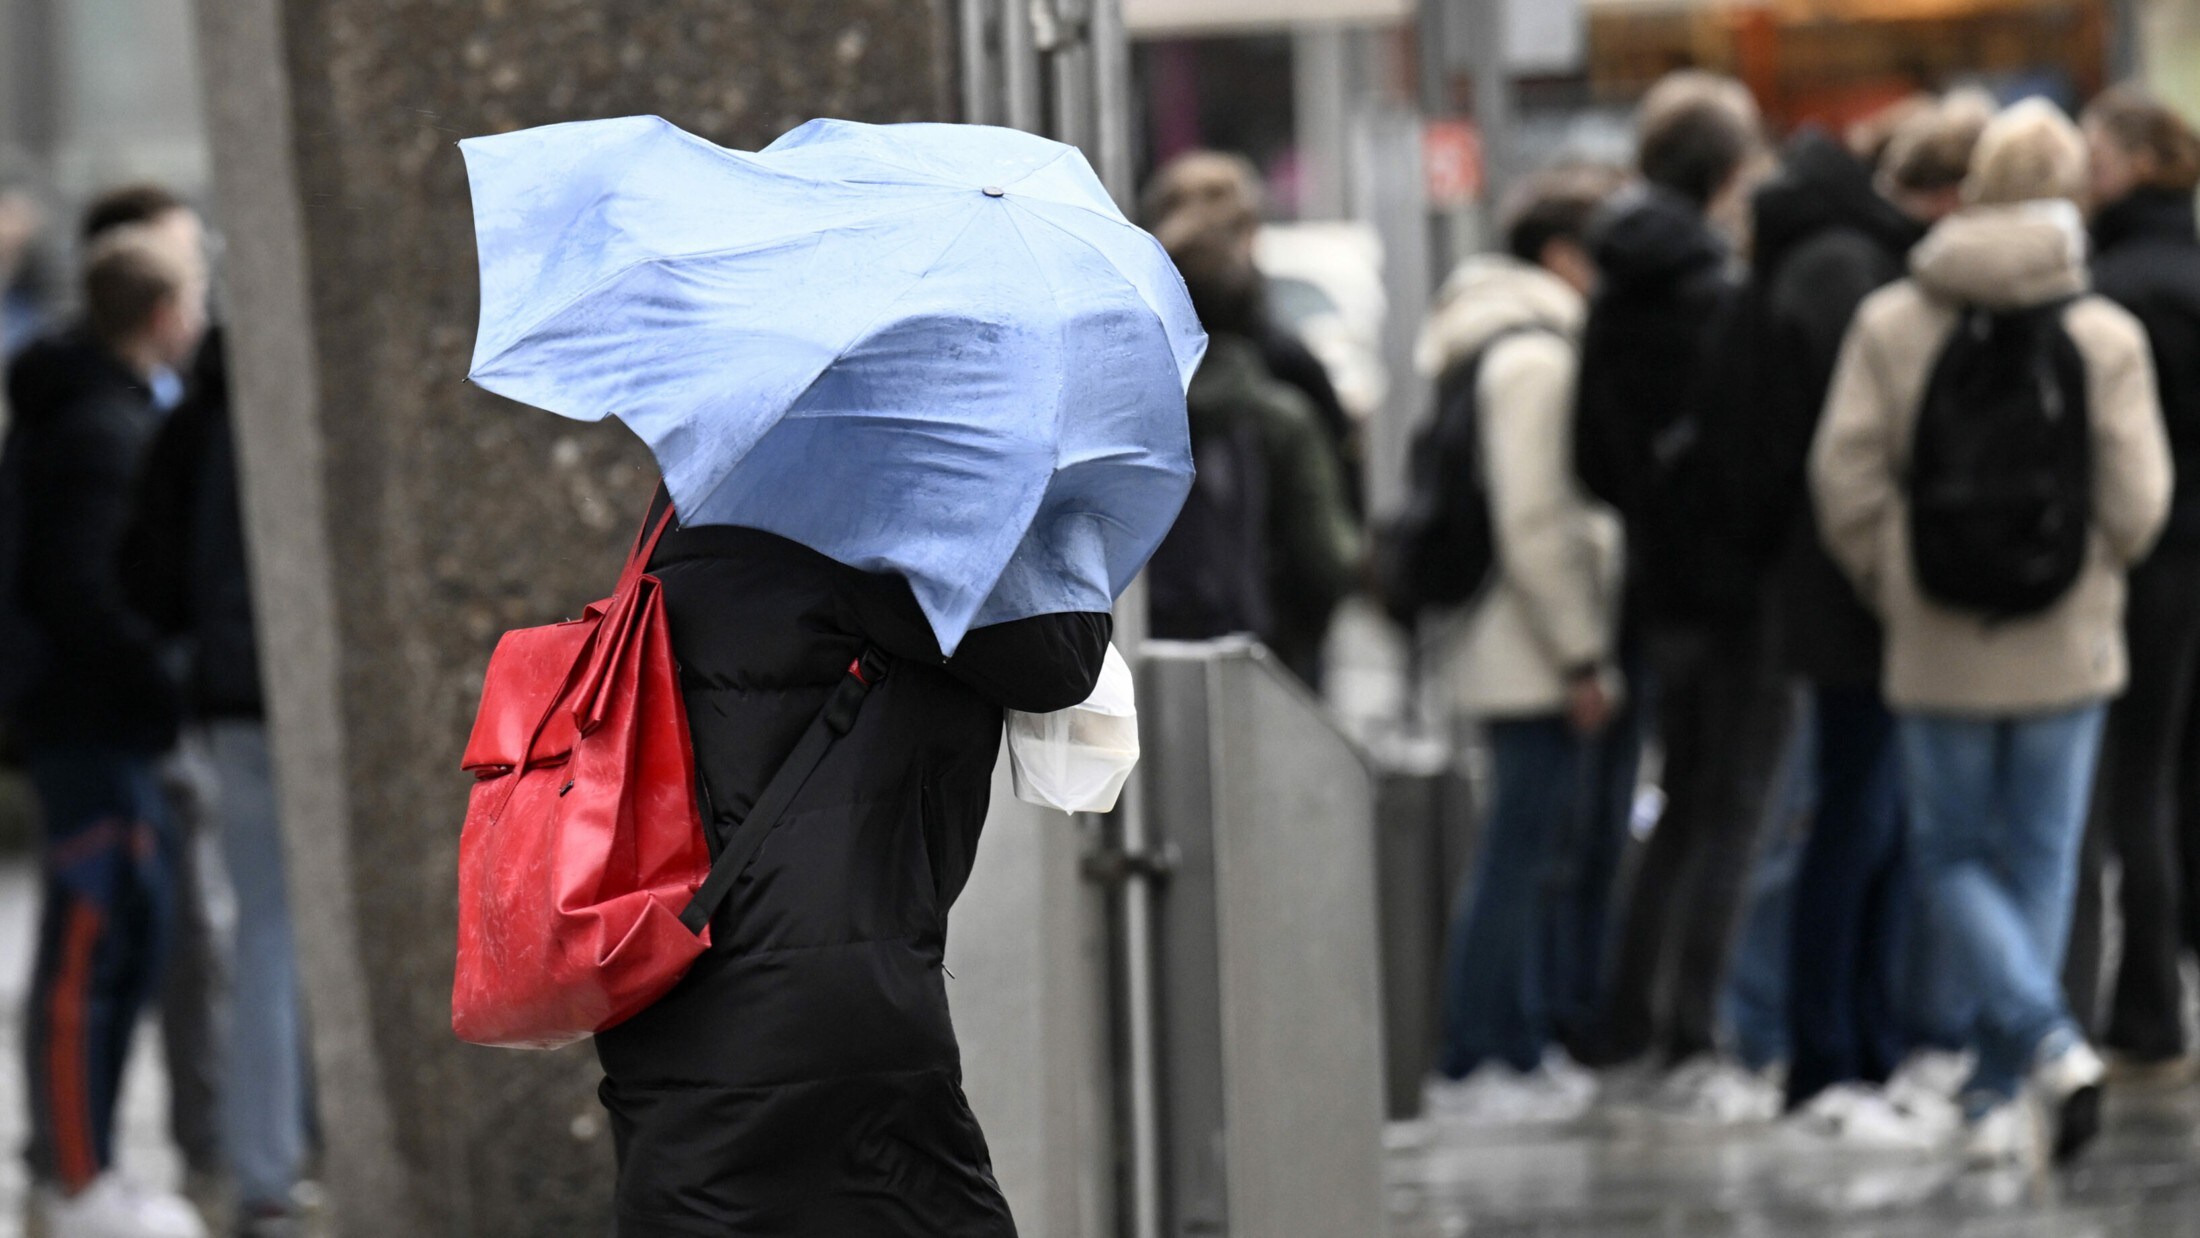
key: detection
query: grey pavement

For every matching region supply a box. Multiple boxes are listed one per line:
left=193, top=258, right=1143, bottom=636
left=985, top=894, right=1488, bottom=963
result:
left=8, top=854, right=2200, bottom=1237
left=1386, top=1092, right=2200, bottom=1237
left=0, top=861, right=184, bottom=1238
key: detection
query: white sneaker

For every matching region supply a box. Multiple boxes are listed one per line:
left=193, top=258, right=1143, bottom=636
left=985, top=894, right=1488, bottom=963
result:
left=1886, top=1049, right=1973, bottom=1107
left=33, top=1176, right=208, bottom=1238
left=1425, top=1061, right=1595, bottom=1126
left=1652, top=1055, right=1783, bottom=1124
left=1787, top=1083, right=1955, bottom=1150
left=1539, top=1050, right=1600, bottom=1108
left=2031, top=1038, right=2107, bottom=1164
left=1963, top=1098, right=2045, bottom=1171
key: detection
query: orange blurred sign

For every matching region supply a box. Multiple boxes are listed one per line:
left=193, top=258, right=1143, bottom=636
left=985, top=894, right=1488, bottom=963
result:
left=1424, top=120, right=1484, bottom=208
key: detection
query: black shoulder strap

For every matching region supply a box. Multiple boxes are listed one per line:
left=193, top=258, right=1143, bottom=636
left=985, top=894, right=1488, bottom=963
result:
left=677, top=647, right=890, bottom=935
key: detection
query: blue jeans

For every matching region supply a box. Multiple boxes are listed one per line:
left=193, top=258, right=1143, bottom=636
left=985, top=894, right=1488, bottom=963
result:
left=1441, top=718, right=1581, bottom=1076
left=1546, top=672, right=1641, bottom=1060
left=22, top=746, right=175, bottom=1190
left=1721, top=702, right=1814, bottom=1072
left=1786, top=686, right=1911, bottom=1106
left=198, top=722, right=309, bottom=1209
left=1899, top=705, right=2107, bottom=1102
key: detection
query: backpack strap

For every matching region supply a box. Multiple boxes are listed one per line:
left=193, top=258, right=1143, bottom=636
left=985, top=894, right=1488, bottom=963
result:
left=677, top=646, right=891, bottom=934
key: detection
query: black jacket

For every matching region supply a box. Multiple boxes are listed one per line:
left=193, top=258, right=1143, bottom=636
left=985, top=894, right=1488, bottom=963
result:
left=2093, top=187, right=2200, bottom=553
left=3, top=327, right=180, bottom=750
left=120, top=331, right=263, bottom=719
left=594, top=522, right=1107, bottom=1237
left=1747, top=133, right=1924, bottom=687
left=1572, top=184, right=1735, bottom=627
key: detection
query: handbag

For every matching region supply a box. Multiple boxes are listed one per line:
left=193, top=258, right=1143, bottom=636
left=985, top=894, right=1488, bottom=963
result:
left=452, top=492, right=885, bottom=1048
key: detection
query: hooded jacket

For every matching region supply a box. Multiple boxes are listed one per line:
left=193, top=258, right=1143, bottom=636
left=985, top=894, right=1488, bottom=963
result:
left=3, top=326, right=180, bottom=749
left=1418, top=255, right=1622, bottom=716
left=595, top=521, right=1108, bottom=1236
left=1572, top=184, right=1736, bottom=627
left=1811, top=203, right=2173, bottom=714
left=2092, top=186, right=2200, bottom=552
left=1745, top=132, right=1926, bottom=688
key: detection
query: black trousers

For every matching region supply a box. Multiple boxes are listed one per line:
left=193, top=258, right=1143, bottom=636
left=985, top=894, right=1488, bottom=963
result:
left=1784, top=686, right=1909, bottom=1107
left=2066, top=547, right=2200, bottom=1061
left=1599, top=619, right=1795, bottom=1065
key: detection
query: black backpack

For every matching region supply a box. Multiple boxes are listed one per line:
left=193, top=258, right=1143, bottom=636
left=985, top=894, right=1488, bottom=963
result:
left=1375, top=328, right=1549, bottom=626
left=1907, top=301, right=2091, bottom=619
left=1148, top=416, right=1273, bottom=643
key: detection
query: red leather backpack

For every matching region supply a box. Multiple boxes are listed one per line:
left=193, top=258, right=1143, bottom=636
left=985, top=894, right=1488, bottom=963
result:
left=451, top=494, right=882, bottom=1048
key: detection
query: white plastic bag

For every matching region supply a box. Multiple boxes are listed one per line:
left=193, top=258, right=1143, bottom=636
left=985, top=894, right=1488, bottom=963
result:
left=1007, top=642, right=1140, bottom=814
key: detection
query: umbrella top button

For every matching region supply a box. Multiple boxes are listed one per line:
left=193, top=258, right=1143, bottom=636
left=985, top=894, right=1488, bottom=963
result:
left=982, top=185, right=1006, bottom=197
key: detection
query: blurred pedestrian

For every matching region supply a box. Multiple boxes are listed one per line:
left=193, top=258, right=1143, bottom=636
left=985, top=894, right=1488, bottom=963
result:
left=2060, top=87, right=2200, bottom=1080
left=1, top=183, right=51, bottom=360
left=1147, top=208, right=1361, bottom=680
left=1731, top=94, right=1991, bottom=1139
left=122, top=327, right=313, bottom=1237
left=1574, top=72, right=1791, bottom=1119
left=3, top=224, right=210, bottom=1237
left=1812, top=98, right=2172, bottom=1168
left=1141, top=150, right=1363, bottom=515
left=1419, top=167, right=1624, bottom=1121
left=33, top=185, right=237, bottom=1215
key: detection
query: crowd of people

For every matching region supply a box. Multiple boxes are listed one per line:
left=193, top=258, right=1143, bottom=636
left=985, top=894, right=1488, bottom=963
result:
left=1385, top=74, right=2200, bottom=1173
left=9, top=59, right=2200, bottom=1236
left=1, top=189, right=307, bottom=1238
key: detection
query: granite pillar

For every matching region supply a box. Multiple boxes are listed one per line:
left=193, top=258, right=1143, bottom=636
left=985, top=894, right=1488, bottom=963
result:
left=190, top=4, right=957, bottom=1235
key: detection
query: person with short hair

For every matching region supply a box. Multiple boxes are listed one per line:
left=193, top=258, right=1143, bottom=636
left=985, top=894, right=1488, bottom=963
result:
left=1575, top=72, right=1792, bottom=1119
left=5, top=223, right=211, bottom=1238
left=1142, top=150, right=1365, bottom=529
left=2063, top=86, right=2200, bottom=1075
left=1145, top=207, right=1360, bottom=682
left=1811, top=98, right=2173, bottom=1167
left=1419, top=165, right=1625, bottom=1121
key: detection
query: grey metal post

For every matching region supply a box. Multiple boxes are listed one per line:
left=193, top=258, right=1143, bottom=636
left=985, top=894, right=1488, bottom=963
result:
left=963, top=0, right=998, bottom=125
left=1004, top=0, right=1043, bottom=134
left=1293, top=25, right=1353, bottom=219
left=1091, top=0, right=1135, bottom=200
left=1049, top=0, right=1095, bottom=157
left=1466, top=0, right=1513, bottom=199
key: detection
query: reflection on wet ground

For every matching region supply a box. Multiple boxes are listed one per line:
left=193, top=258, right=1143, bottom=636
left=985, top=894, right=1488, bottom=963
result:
left=1387, top=1088, right=2200, bottom=1237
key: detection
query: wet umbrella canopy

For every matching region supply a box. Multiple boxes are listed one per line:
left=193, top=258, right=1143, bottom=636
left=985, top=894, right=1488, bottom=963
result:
left=461, top=116, right=1205, bottom=652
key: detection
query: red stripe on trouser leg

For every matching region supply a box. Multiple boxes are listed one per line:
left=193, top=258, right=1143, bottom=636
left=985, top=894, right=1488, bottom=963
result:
left=46, top=899, right=105, bottom=1191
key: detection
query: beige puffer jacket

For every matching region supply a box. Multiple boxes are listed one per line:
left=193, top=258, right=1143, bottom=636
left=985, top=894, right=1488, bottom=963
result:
left=1418, top=256, right=1623, bottom=717
left=1810, top=202, right=2173, bottom=716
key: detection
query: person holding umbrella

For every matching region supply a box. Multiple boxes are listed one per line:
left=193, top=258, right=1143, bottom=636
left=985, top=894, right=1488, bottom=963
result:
left=460, top=117, right=1203, bottom=1237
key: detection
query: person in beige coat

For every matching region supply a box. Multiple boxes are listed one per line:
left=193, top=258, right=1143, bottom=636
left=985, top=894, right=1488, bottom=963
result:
left=1425, top=168, right=1627, bottom=1121
left=1810, top=98, right=2174, bottom=1167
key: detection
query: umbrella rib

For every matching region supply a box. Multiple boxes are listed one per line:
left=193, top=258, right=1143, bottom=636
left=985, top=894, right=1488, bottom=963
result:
left=472, top=191, right=967, bottom=378
left=1007, top=203, right=1180, bottom=360
left=677, top=203, right=998, bottom=521
left=1000, top=204, right=1074, bottom=469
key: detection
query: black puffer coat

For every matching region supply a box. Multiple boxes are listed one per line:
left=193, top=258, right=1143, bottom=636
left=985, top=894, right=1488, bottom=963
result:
left=594, top=522, right=1108, bottom=1238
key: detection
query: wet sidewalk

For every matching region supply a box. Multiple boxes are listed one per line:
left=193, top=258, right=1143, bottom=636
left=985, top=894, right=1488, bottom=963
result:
left=1387, top=1088, right=2200, bottom=1237
left=7, top=851, right=2200, bottom=1237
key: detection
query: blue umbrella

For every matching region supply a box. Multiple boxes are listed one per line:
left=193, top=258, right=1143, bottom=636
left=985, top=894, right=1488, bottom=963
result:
left=461, top=116, right=1205, bottom=652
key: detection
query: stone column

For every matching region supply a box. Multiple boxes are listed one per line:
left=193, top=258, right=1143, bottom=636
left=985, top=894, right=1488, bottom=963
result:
left=190, top=4, right=957, bottom=1235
